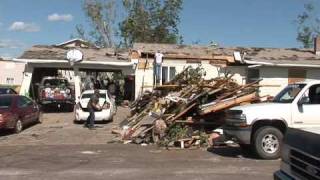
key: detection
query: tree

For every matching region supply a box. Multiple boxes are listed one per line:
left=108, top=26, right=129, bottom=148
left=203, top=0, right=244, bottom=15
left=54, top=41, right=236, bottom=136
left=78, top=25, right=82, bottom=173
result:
left=74, top=0, right=183, bottom=48
left=119, top=0, right=183, bottom=47
left=295, top=2, right=320, bottom=48
left=73, top=0, right=116, bottom=48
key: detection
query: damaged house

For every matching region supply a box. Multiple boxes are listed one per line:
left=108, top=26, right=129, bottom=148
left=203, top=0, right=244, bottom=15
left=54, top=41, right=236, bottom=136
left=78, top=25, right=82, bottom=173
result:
left=132, top=37, right=320, bottom=98
left=12, top=37, right=320, bottom=101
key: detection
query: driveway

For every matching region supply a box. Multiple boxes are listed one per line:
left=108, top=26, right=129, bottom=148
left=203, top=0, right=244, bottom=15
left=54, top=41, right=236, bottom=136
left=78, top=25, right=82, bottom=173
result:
left=0, top=106, right=130, bottom=146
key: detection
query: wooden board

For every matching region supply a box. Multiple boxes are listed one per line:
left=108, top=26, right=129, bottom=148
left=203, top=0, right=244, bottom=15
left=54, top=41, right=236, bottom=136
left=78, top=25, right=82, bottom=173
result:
left=200, top=93, right=257, bottom=115
left=137, top=59, right=150, bottom=69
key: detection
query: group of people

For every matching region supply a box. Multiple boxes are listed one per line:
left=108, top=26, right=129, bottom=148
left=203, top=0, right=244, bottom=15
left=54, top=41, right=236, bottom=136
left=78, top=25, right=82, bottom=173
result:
left=82, top=77, right=119, bottom=97
left=83, top=50, right=163, bottom=130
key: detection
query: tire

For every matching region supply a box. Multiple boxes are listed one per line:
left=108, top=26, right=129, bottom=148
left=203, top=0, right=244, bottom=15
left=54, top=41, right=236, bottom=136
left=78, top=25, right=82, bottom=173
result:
left=253, top=126, right=283, bottom=159
left=14, top=119, right=23, bottom=134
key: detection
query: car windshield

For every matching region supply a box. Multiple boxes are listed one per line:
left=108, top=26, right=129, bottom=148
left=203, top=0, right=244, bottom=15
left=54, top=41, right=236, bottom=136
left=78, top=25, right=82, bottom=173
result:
left=43, top=79, right=68, bottom=87
left=273, top=84, right=306, bottom=103
left=81, top=93, right=106, bottom=99
left=0, top=96, right=13, bottom=109
left=0, top=88, right=15, bottom=94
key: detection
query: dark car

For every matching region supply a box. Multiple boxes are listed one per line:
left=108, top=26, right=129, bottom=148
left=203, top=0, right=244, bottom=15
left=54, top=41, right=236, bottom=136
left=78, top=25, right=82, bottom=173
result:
left=0, top=95, right=42, bottom=133
left=0, top=88, right=17, bottom=95
left=274, top=128, right=320, bottom=180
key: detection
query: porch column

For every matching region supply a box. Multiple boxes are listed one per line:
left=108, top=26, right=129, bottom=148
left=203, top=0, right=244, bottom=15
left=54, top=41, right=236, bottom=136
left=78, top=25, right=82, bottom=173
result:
left=73, top=67, right=81, bottom=103
left=19, top=64, right=33, bottom=97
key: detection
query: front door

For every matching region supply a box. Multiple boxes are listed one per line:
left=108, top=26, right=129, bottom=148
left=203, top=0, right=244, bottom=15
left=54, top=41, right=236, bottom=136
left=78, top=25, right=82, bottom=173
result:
left=292, top=84, right=320, bottom=128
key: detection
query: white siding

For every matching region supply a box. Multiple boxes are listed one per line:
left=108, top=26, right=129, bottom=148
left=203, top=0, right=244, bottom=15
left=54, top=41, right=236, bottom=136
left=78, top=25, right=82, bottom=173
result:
left=134, top=59, right=223, bottom=98
left=134, top=59, right=320, bottom=100
left=224, top=66, right=247, bottom=85
left=306, top=68, right=320, bottom=80
left=0, top=61, right=25, bottom=86
left=259, top=67, right=289, bottom=97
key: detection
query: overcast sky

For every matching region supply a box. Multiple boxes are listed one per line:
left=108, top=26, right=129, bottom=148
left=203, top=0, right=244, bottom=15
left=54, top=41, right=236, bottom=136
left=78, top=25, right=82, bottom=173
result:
left=0, top=0, right=319, bottom=58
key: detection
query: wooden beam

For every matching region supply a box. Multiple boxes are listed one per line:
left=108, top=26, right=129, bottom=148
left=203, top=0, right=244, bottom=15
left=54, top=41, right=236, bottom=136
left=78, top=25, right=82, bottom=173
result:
left=169, top=102, right=197, bottom=123
left=200, top=93, right=258, bottom=115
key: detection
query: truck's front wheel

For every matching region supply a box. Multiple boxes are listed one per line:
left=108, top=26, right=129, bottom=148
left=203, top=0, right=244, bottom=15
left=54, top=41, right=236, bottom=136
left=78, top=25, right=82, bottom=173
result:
left=253, top=126, right=283, bottom=159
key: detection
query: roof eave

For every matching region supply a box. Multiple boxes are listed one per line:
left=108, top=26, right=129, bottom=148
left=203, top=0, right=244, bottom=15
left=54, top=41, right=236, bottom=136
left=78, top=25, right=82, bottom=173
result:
left=243, top=59, right=320, bottom=68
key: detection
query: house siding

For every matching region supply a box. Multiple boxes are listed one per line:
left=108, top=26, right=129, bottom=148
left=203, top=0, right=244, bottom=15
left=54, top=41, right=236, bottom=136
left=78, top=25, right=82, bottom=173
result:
left=306, top=68, right=320, bottom=81
left=0, top=60, right=25, bottom=86
left=134, top=59, right=223, bottom=98
left=259, top=67, right=289, bottom=97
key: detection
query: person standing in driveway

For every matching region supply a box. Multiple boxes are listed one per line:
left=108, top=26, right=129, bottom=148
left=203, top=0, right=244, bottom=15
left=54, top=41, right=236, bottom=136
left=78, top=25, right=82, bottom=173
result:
left=85, top=89, right=101, bottom=129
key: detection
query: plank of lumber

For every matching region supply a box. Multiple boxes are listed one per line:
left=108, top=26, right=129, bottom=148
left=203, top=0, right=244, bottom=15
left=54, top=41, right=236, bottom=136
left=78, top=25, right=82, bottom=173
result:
left=200, top=93, right=257, bottom=115
left=155, top=84, right=187, bottom=88
left=169, top=102, right=197, bottom=122
left=215, top=80, right=260, bottom=102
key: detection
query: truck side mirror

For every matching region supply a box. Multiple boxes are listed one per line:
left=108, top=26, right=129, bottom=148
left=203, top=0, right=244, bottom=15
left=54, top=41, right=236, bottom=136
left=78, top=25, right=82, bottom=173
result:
left=298, top=97, right=309, bottom=106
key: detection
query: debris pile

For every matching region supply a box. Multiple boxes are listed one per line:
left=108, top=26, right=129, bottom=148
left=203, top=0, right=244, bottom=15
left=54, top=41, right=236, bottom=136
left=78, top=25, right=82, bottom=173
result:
left=112, top=66, right=261, bottom=148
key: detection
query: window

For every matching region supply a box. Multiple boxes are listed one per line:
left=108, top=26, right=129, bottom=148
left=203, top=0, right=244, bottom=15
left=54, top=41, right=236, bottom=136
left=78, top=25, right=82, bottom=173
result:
left=300, top=84, right=320, bottom=104
left=161, top=66, right=176, bottom=84
left=169, top=67, right=176, bottom=81
left=0, top=96, right=13, bottom=109
left=43, top=79, right=68, bottom=86
left=247, top=69, right=259, bottom=84
left=0, top=88, right=16, bottom=94
left=162, top=66, right=168, bottom=83
left=81, top=93, right=106, bottom=99
left=273, top=84, right=306, bottom=103
left=18, top=97, right=33, bottom=108
left=6, top=77, right=14, bottom=85
left=288, top=68, right=306, bottom=84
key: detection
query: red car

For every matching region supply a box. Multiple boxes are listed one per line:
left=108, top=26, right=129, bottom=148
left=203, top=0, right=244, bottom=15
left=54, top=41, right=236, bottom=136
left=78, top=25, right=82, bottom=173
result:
left=0, top=95, right=42, bottom=133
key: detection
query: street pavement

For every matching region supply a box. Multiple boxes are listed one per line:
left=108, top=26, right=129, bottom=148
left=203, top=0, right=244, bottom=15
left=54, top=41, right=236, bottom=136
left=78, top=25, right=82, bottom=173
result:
left=0, top=144, right=279, bottom=180
left=0, top=107, right=280, bottom=180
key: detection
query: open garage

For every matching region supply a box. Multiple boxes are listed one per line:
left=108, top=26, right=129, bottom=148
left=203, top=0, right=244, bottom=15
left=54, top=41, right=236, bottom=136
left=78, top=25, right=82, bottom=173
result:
left=15, top=39, right=135, bottom=105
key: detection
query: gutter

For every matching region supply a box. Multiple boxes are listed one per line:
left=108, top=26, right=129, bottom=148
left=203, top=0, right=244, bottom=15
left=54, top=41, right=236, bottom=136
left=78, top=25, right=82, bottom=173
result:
left=243, top=59, right=320, bottom=68
left=13, top=58, right=134, bottom=67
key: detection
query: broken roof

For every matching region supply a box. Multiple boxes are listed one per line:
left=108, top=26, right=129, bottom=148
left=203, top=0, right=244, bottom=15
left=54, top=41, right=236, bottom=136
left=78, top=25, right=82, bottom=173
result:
left=19, top=45, right=129, bottom=62
left=19, top=40, right=320, bottom=66
left=133, top=43, right=234, bottom=60
left=134, top=43, right=320, bottom=66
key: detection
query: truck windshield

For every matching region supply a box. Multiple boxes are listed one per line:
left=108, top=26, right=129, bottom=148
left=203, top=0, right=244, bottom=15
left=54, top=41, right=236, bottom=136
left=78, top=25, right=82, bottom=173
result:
left=81, top=93, right=106, bottom=99
left=43, top=79, right=68, bottom=87
left=273, top=84, right=306, bottom=103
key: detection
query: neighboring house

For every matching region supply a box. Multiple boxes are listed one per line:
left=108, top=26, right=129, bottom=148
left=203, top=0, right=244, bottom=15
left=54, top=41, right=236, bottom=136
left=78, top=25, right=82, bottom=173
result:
left=0, top=58, right=25, bottom=86
left=232, top=37, right=320, bottom=97
left=15, top=39, right=134, bottom=101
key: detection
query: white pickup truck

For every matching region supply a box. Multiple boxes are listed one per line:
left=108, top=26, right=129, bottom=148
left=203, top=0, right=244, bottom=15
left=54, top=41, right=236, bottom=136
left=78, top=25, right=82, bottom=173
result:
left=223, top=80, right=320, bottom=159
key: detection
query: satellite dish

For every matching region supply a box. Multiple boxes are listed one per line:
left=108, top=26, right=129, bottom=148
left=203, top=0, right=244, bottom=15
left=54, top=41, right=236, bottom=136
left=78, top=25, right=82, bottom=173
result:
left=67, top=49, right=83, bottom=65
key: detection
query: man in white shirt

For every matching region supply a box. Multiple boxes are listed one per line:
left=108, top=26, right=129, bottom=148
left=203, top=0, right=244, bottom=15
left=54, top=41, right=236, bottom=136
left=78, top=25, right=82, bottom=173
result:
left=154, top=50, right=163, bottom=83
